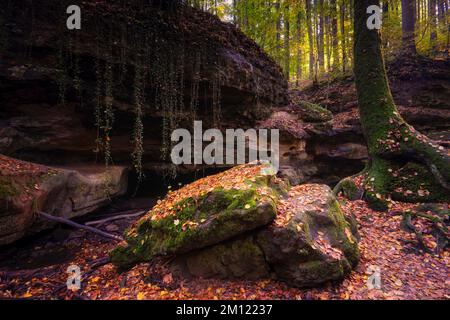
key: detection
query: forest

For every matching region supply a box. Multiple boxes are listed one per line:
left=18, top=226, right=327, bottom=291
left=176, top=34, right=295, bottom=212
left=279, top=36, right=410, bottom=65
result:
left=188, top=0, right=449, bottom=83
left=0, top=0, right=448, bottom=303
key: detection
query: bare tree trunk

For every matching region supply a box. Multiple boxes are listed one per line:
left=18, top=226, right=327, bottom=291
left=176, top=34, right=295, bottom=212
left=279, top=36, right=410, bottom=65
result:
left=296, top=11, right=303, bottom=85
left=429, top=0, right=438, bottom=52
left=402, top=0, right=417, bottom=55
left=284, top=4, right=291, bottom=80
left=232, top=0, right=237, bottom=25
left=276, top=0, right=282, bottom=63
left=331, top=0, right=340, bottom=72
left=326, top=15, right=332, bottom=72
left=317, top=0, right=325, bottom=74
left=340, top=0, right=347, bottom=73
left=306, top=0, right=315, bottom=79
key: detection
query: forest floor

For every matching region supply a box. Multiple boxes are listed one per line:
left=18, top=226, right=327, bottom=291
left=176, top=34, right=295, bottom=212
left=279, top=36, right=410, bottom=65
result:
left=0, top=197, right=448, bottom=300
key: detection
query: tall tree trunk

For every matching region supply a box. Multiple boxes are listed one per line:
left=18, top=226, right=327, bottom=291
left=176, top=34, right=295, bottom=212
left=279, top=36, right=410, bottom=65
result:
left=348, top=0, right=354, bottom=68
left=340, top=0, right=347, bottom=73
left=429, top=0, right=438, bottom=52
left=331, top=0, right=340, bottom=72
left=232, top=0, right=237, bottom=25
left=326, top=15, right=332, bottom=72
left=296, top=11, right=303, bottom=85
left=346, top=0, right=450, bottom=210
left=243, top=0, right=249, bottom=29
left=317, top=0, right=325, bottom=74
left=284, top=4, right=291, bottom=79
left=402, top=0, right=417, bottom=55
left=276, top=0, right=282, bottom=63
left=306, top=0, right=315, bottom=79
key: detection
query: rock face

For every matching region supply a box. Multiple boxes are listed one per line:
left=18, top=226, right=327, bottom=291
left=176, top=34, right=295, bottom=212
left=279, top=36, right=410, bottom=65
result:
left=181, top=236, right=270, bottom=280
left=0, top=155, right=128, bottom=245
left=0, top=0, right=288, bottom=168
left=111, top=163, right=359, bottom=287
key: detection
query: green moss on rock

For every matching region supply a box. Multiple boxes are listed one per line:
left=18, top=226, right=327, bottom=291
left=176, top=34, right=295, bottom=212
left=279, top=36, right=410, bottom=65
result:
left=111, top=180, right=282, bottom=270
left=0, top=178, right=18, bottom=199
left=340, top=178, right=361, bottom=201
left=183, top=236, right=270, bottom=279
left=293, top=99, right=333, bottom=123
left=327, top=199, right=360, bottom=267
left=256, top=184, right=359, bottom=287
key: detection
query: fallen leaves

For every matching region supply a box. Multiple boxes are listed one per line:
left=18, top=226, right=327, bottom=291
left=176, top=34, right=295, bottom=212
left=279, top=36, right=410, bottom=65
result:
left=162, top=273, right=173, bottom=285
left=136, top=292, right=146, bottom=300
left=1, top=195, right=448, bottom=300
left=138, top=163, right=279, bottom=223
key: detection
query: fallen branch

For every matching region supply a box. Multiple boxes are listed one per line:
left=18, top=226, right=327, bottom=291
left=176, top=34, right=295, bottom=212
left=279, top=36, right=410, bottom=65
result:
left=85, top=210, right=146, bottom=227
left=87, top=207, right=150, bottom=220
left=37, top=211, right=124, bottom=241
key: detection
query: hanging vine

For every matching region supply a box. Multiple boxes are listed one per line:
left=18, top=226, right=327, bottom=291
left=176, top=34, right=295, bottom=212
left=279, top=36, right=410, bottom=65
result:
left=132, top=63, right=145, bottom=184
left=56, top=34, right=68, bottom=106
left=103, top=60, right=114, bottom=168
left=189, top=51, right=202, bottom=122
left=211, top=66, right=222, bottom=127
left=48, top=1, right=223, bottom=186
left=94, top=58, right=104, bottom=160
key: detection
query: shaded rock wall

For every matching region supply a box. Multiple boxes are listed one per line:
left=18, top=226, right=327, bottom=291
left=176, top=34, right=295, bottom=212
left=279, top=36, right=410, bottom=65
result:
left=0, top=0, right=288, bottom=167
left=0, top=155, right=128, bottom=245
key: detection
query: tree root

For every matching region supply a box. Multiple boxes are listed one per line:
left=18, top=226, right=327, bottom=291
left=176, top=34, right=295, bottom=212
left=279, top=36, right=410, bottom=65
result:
left=424, top=159, right=450, bottom=191
left=399, top=208, right=449, bottom=254
left=402, top=211, right=432, bottom=253
left=336, top=150, right=449, bottom=211
left=333, top=170, right=366, bottom=199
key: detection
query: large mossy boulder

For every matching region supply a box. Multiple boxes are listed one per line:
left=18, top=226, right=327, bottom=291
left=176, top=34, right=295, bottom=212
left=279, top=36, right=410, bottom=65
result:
left=256, top=184, right=359, bottom=287
left=110, top=163, right=286, bottom=270
left=111, top=164, right=359, bottom=288
left=171, top=184, right=359, bottom=287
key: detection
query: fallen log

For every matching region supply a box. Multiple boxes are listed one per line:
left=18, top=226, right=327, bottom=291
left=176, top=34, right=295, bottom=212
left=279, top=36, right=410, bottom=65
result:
left=37, top=211, right=124, bottom=241
left=85, top=210, right=146, bottom=227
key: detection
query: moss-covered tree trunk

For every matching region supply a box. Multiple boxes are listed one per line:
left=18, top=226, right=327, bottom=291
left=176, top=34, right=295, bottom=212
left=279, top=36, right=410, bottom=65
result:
left=338, top=0, right=450, bottom=210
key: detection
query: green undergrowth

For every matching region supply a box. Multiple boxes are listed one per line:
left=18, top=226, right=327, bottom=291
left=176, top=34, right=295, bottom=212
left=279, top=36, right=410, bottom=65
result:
left=293, top=99, right=333, bottom=123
